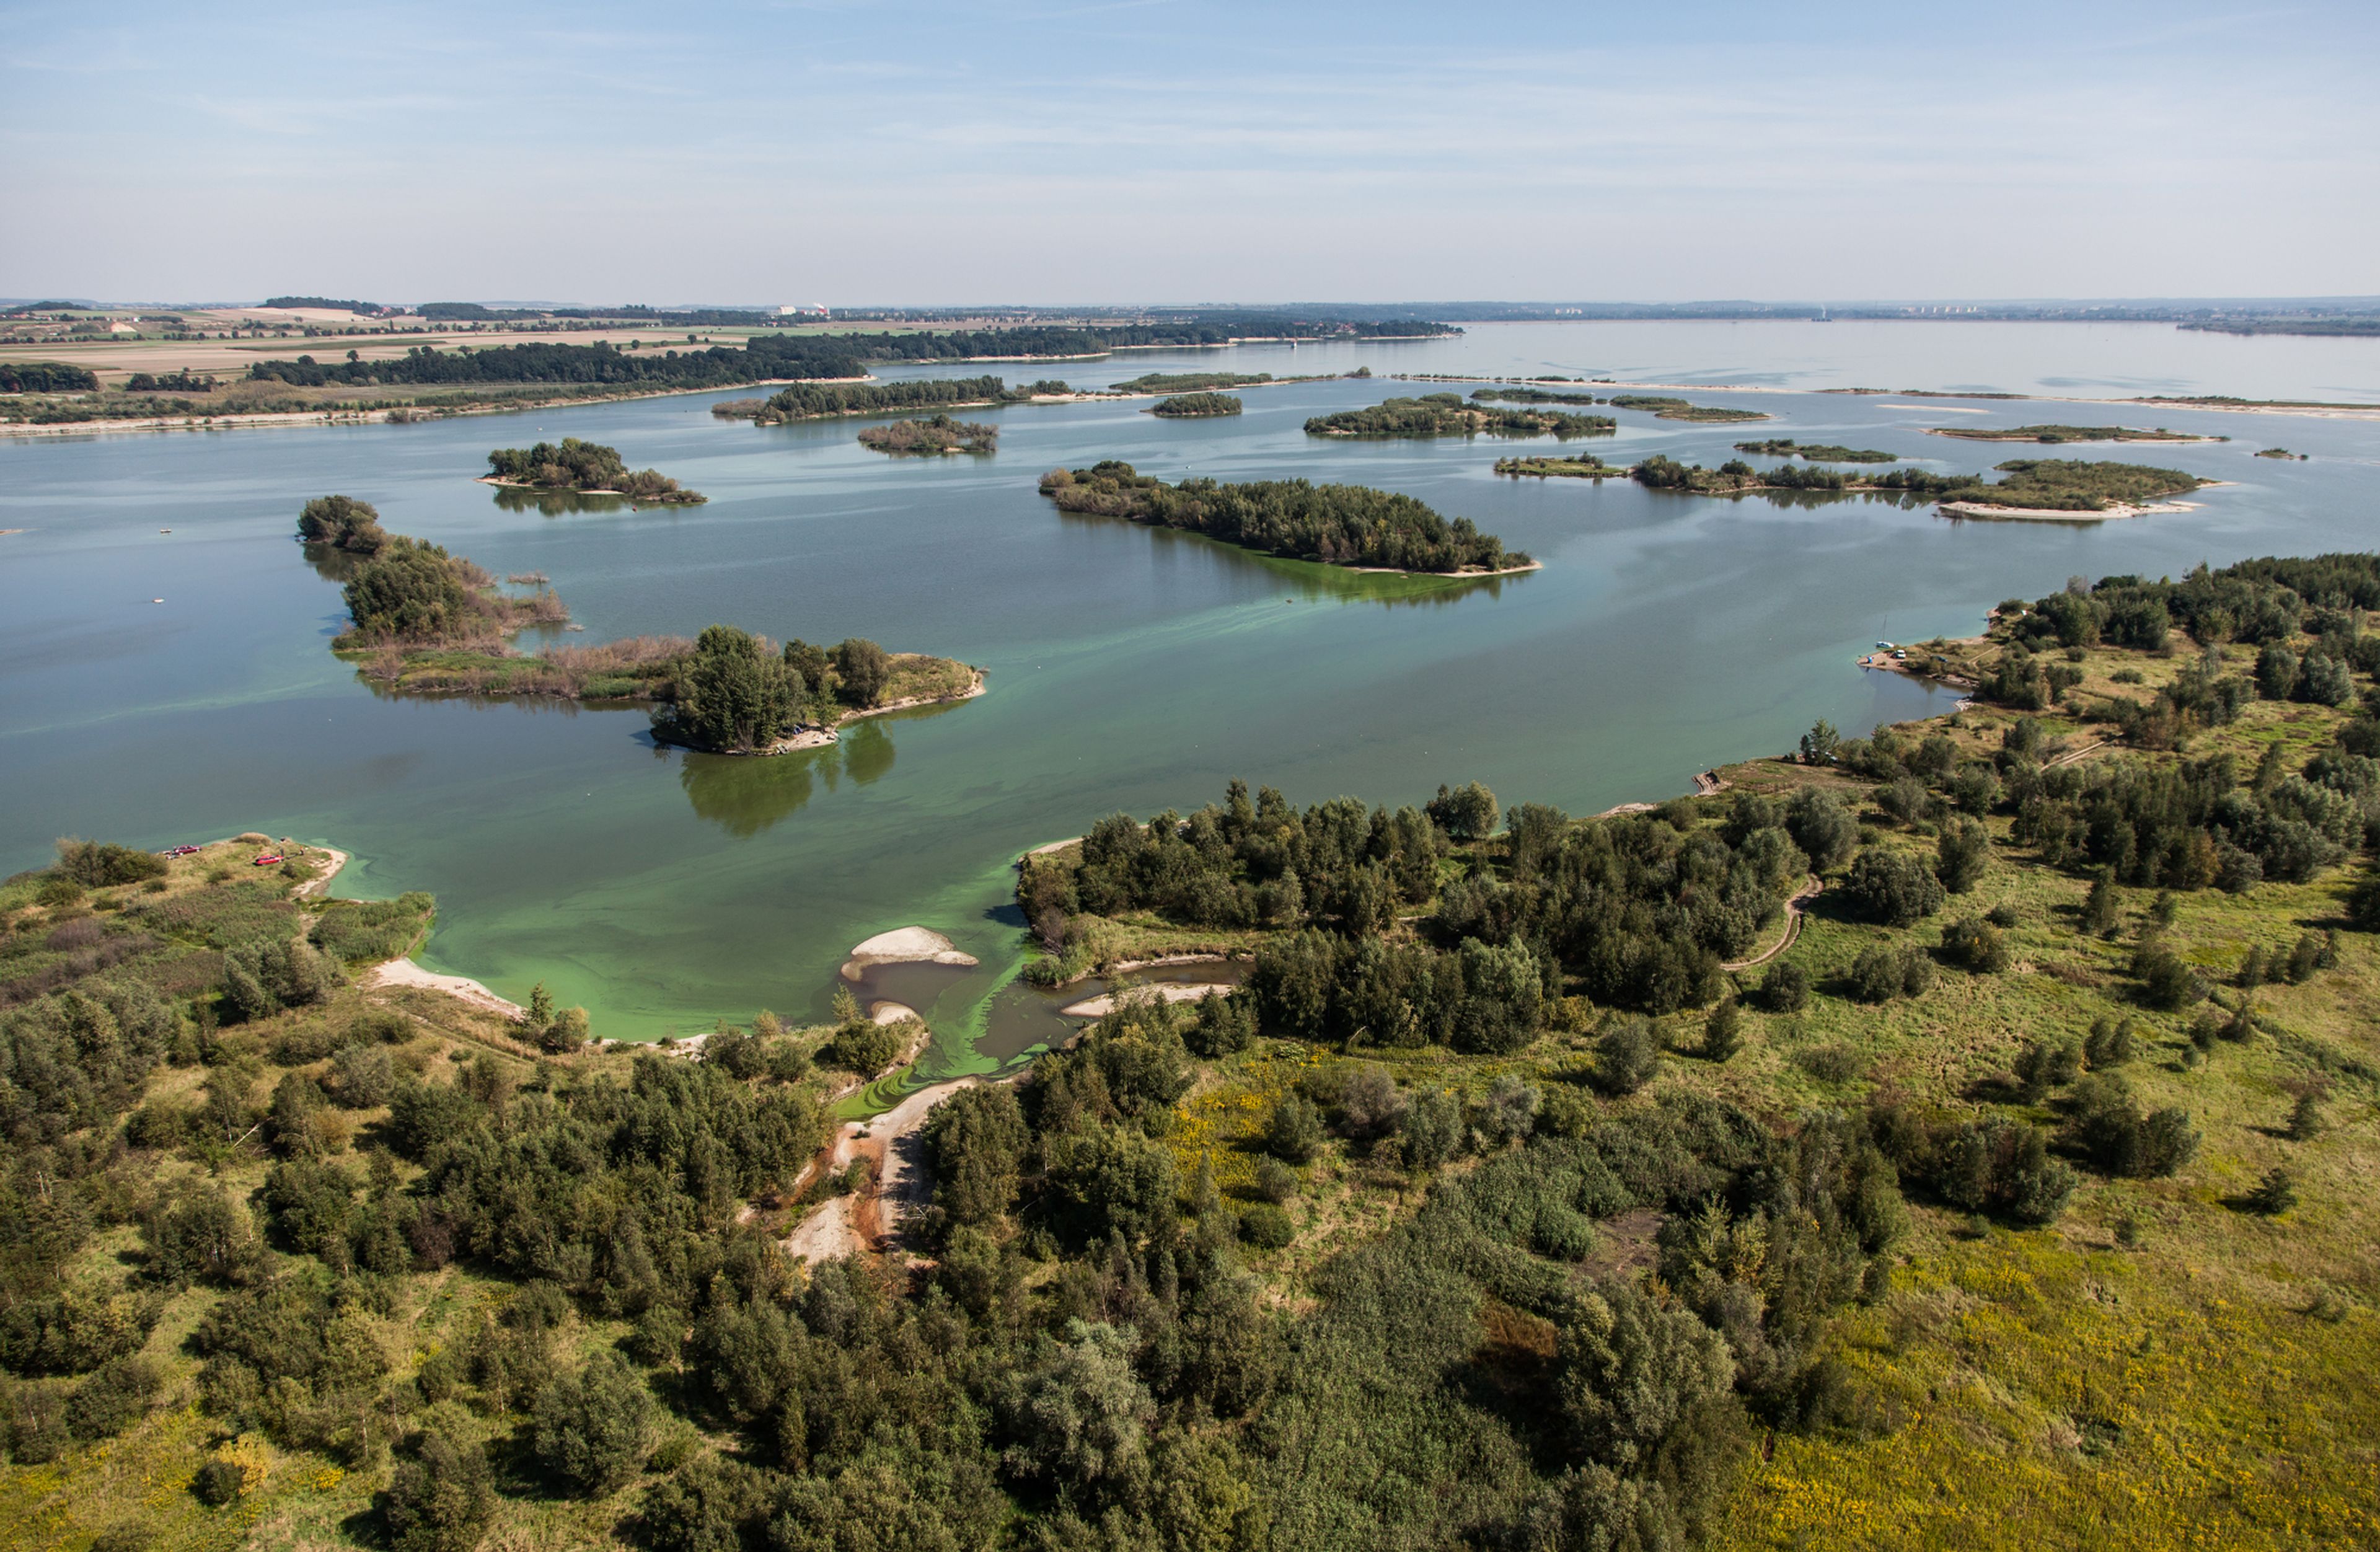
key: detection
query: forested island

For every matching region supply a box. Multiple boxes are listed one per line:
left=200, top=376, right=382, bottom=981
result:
left=1471, top=386, right=1606, bottom=405
left=1625, top=454, right=2211, bottom=513
left=1931, top=423, right=2226, bottom=444
left=1608, top=394, right=1769, bottom=422
left=1305, top=393, right=1615, bottom=439
left=856, top=415, right=998, bottom=455
left=7, top=549, right=2379, bottom=1550
left=1112, top=371, right=1277, bottom=394
left=1039, top=462, right=1528, bottom=573
left=1149, top=393, right=1243, bottom=418
left=712, top=376, right=1038, bottom=425
left=1734, top=438, right=1897, bottom=462
left=298, top=498, right=979, bottom=741
left=483, top=439, right=704, bottom=504
left=1494, top=452, right=1626, bottom=478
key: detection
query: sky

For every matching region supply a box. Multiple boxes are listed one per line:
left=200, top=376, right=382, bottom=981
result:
left=3, top=0, right=2376, bottom=307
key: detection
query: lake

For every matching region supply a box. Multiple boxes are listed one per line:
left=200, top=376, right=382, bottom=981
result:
left=4, top=320, right=2378, bottom=1074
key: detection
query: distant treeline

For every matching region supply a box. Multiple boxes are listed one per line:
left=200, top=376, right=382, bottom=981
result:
left=1041, top=462, right=1523, bottom=573
left=262, top=296, right=390, bottom=315
left=1306, top=394, right=1614, bottom=439
left=715, top=376, right=1010, bottom=424
left=123, top=371, right=216, bottom=394
left=1150, top=393, right=1243, bottom=417
left=239, top=319, right=1448, bottom=399
left=487, top=439, right=703, bottom=503
left=0, top=362, right=98, bottom=393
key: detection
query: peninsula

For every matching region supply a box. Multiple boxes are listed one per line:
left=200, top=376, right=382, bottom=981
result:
left=1304, top=393, right=1615, bottom=439
left=482, top=438, right=704, bottom=504
left=856, top=415, right=998, bottom=455
left=1039, top=462, right=1530, bottom=573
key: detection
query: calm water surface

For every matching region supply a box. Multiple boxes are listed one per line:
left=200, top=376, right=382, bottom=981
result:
left=5, top=322, right=2378, bottom=1070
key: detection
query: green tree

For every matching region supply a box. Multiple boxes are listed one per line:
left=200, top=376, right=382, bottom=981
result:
left=998, top=1320, right=1157, bottom=1489
left=1784, top=788, right=1859, bottom=872
left=534, top=1351, right=656, bottom=1496
left=382, top=1431, right=496, bottom=1552
left=1593, top=1015, right=1661, bottom=1096
left=1843, top=849, right=1945, bottom=926
left=832, top=637, right=892, bottom=707
left=1263, top=1093, right=1324, bottom=1164
left=1937, top=818, right=1990, bottom=893
left=1799, top=719, right=1841, bottom=765
left=658, top=625, right=798, bottom=752
left=1701, top=998, right=1742, bottom=1060
left=1427, top=781, right=1500, bottom=841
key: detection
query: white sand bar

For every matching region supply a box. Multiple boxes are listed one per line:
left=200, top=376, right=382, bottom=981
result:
left=841, top=926, right=980, bottom=979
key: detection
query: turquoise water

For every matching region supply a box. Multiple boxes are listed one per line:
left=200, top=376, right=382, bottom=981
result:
left=4, top=321, right=2378, bottom=1073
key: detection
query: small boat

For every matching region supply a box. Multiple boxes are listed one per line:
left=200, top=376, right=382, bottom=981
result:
left=253, top=854, right=284, bottom=866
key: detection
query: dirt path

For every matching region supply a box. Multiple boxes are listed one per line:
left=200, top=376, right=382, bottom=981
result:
left=2046, top=738, right=2112, bottom=769
left=782, top=1077, right=986, bottom=1264
left=1724, top=875, right=1821, bottom=972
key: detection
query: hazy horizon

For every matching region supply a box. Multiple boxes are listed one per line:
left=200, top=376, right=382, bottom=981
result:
left=6, top=0, right=2376, bottom=307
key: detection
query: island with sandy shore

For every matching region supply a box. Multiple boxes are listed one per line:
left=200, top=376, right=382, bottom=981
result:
left=482, top=438, right=703, bottom=504
left=1608, top=393, right=1769, bottom=422
left=1039, top=461, right=1530, bottom=575
left=1149, top=392, right=1243, bottom=418
left=1620, top=454, right=2211, bottom=515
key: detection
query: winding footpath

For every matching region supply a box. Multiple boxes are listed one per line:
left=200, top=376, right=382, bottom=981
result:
left=1724, top=875, right=1822, bottom=972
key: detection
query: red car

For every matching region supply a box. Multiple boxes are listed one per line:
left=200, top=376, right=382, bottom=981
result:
left=159, top=844, right=201, bottom=857
left=253, top=854, right=284, bottom=866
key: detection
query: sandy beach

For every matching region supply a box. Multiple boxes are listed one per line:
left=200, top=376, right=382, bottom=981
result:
left=368, top=957, right=526, bottom=1020
left=1059, top=983, right=1236, bottom=1018
left=841, top=925, right=981, bottom=980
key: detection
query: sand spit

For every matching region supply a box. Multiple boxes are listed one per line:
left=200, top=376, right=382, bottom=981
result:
left=368, top=958, right=526, bottom=1020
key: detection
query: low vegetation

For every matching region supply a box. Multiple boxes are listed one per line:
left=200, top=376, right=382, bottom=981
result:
left=855, top=415, right=999, bottom=455
left=485, top=438, right=703, bottom=504
left=1039, top=462, right=1526, bottom=573
left=1471, top=386, right=1606, bottom=405
left=1305, top=393, right=1615, bottom=439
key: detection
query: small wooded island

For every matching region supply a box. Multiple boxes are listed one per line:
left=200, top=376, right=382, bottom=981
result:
left=1608, top=394, right=1770, bottom=423
left=1150, top=392, right=1243, bottom=417
left=1492, top=456, right=2211, bottom=515
left=713, top=376, right=1069, bottom=425
left=1930, top=423, right=2226, bottom=444
left=1735, top=438, right=1898, bottom=462
left=856, top=415, right=998, bottom=455
left=482, top=439, right=703, bottom=504
left=299, top=496, right=980, bottom=747
left=1040, top=462, right=1531, bottom=574
left=1305, top=393, right=1615, bottom=439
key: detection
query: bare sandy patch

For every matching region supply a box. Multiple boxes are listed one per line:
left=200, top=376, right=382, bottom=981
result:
left=1059, top=983, right=1237, bottom=1018
left=368, top=958, right=525, bottom=1020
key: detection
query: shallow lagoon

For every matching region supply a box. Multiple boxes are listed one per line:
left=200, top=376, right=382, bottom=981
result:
left=4, top=321, right=2376, bottom=1072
